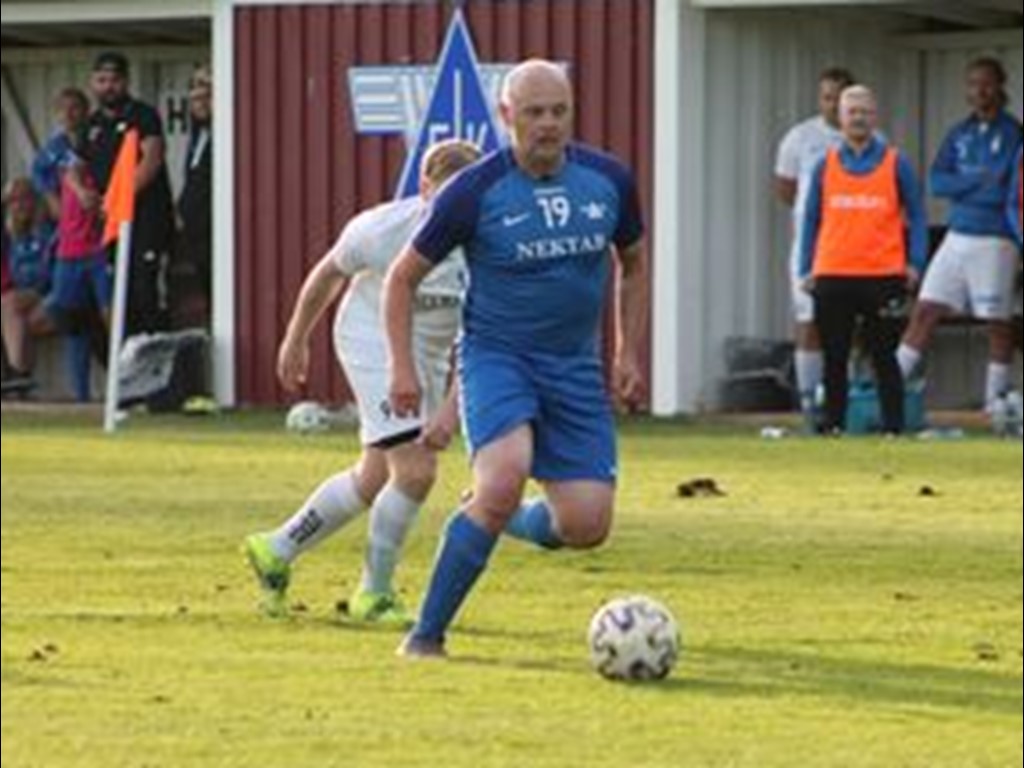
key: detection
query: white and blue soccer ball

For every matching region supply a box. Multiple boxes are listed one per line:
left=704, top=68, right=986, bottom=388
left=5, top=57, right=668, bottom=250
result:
left=285, top=401, right=331, bottom=434
left=588, top=595, right=681, bottom=682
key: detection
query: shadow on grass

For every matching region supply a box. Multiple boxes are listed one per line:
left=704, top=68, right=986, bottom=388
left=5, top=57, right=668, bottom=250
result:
left=628, top=646, right=1023, bottom=717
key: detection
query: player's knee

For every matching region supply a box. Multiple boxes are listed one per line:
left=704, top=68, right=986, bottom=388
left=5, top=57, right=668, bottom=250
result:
left=559, top=516, right=611, bottom=549
left=472, top=473, right=528, bottom=523
left=391, top=449, right=438, bottom=500
left=354, top=459, right=389, bottom=503
left=988, top=321, right=1016, bottom=358
left=555, top=503, right=613, bottom=549
left=795, top=323, right=820, bottom=350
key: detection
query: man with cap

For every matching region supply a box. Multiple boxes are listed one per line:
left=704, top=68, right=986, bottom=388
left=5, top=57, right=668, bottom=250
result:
left=87, top=51, right=176, bottom=336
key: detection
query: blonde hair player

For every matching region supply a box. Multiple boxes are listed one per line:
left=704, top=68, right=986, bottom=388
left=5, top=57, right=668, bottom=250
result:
left=243, top=139, right=482, bottom=622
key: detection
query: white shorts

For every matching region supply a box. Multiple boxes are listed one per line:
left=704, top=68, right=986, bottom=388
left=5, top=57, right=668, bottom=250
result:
left=791, top=275, right=815, bottom=324
left=789, top=244, right=814, bottom=324
left=919, top=232, right=1019, bottom=321
left=335, top=306, right=459, bottom=447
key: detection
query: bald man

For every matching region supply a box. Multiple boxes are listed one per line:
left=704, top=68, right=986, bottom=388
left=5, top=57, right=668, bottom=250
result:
left=384, top=59, right=648, bottom=657
left=800, top=86, right=928, bottom=434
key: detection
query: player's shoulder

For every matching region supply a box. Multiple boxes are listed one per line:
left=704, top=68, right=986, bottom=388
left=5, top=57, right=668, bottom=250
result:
left=945, top=114, right=977, bottom=137
left=997, top=110, right=1023, bottom=137
left=355, top=195, right=422, bottom=228
left=128, top=97, right=162, bottom=124
left=781, top=116, right=820, bottom=144
left=566, top=143, right=635, bottom=187
left=442, top=147, right=515, bottom=198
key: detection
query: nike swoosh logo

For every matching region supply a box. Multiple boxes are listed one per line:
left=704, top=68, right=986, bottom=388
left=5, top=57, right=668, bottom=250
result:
left=502, top=213, right=531, bottom=227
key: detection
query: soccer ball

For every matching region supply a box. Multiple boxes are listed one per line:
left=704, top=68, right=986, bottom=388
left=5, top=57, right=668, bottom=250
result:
left=285, top=401, right=330, bottom=434
left=588, top=596, right=681, bottom=682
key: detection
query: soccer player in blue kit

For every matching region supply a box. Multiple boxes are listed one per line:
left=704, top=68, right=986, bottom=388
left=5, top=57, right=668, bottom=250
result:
left=383, top=59, right=648, bottom=657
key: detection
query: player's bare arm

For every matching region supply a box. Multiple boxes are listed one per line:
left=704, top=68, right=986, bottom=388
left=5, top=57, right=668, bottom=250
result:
left=420, top=378, right=460, bottom=452
left=615, top=239, right=649, bottom=408
left=135, top=135, right=166, bottom=194
left=774, top=175, right=797, bottom=207
left=383, top=246, right=434, bottom=418
left=277, top=254, right=348, bottom=392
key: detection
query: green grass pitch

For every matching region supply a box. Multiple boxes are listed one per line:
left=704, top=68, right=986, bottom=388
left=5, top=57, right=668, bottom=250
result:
left=1, top=412, right=1021, bottom=767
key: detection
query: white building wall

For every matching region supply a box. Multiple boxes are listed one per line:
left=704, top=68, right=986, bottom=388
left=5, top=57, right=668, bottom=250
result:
left=675, top=7, right=924, bottom=411
left=657, top=3, right=1021, bottom=414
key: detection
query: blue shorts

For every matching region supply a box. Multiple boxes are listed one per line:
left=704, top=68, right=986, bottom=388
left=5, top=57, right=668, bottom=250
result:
left=46, top=254, right=112, bottom=313
left=458, top=340, right=617, bottom=484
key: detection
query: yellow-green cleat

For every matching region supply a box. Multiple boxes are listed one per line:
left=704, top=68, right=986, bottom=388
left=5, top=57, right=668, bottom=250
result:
left=243, top=533, right=291, bottom=618
left=345, top=589, right=415, bottom=629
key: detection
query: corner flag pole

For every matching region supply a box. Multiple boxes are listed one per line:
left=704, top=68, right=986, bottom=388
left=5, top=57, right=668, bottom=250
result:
left=100, top=128, right=139, bottom=434
left=103, top=220, right=133, bottom=434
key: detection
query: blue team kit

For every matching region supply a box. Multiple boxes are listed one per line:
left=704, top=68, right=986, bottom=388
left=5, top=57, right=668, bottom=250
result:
left=414, top=143, right=645, bottom=482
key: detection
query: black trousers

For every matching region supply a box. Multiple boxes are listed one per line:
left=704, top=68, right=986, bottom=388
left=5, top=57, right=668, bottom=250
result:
left=813, top=276, right=908, bottom=434
left=125, top=246, right=171, bottom=336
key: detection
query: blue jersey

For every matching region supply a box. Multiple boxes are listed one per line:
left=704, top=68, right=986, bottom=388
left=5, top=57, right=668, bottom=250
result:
left=413, top=144, right=644, bottom=356
left=31, top=131, right=77, bottom=197
left=7, top=222, right=55, bottom=293
left=930, top=110, right=1023, bottom=238
left=1010, top=147, right=1022, bottom=246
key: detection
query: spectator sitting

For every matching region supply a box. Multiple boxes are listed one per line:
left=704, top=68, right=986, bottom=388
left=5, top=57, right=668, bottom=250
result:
left=1, top=179, right=55, bottom=390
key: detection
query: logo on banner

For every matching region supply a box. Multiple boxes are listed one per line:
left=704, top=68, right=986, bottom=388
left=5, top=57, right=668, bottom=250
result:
left=348, top=10, right=506, bottom=198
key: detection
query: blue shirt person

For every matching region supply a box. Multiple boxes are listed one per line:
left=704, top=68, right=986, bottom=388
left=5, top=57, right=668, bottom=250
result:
left=1009, top=147, right=1022, bottom=246
left=898, top=57, right=1024, bottom=413
left=799, top=135, right=929, bottom=281
left=931, top=107, right=1022, bottom=239
left=30, top=88, right=92, bottom=221
left=383, top=60, right=648, bottom=658
left=3, top=179, right=54, bottom=295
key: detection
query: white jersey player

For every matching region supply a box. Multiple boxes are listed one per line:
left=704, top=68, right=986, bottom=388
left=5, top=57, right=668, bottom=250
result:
left=244, top=139, right=482, bottom=624
left=775, top=67, right=855, bottom=425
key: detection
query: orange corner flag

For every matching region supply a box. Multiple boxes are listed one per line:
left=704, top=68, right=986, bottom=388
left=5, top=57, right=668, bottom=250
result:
left=102, top=128, right=139, bottom=246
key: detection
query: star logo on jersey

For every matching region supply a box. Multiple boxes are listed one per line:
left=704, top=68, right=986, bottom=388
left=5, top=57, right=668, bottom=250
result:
left=582, top=202, right=608, bottom=221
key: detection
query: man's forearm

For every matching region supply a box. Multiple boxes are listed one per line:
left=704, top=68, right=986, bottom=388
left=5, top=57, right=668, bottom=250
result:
left=616, top=244, right=649, bottom=357
left=284, top=257, right=345, bottom=345
left=383, top=258, right=422, bottom=376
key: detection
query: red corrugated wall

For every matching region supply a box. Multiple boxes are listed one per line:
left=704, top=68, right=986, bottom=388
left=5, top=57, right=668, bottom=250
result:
left=235, top=0, right=653, bottom=406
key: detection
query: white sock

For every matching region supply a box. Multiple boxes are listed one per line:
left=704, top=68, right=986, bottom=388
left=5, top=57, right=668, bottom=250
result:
left=985, top=362, right=1011, bottom=409
left=269, top=471, right=367, bottom=563
left=897, top=344, right=923, bottom=380
left=362, top=483, right=421, bottom=595
left=795, top=350, right=823, bottom=411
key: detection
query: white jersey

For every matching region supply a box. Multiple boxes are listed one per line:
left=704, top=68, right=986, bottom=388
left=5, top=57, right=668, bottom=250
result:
left=326, top=195, right=463, bottom=446
left=329, top=195, right=466, bottom=332
left=775, top=116, right=845, bottom=273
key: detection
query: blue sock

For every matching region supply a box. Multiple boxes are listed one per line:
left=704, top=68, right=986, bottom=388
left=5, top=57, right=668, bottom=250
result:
left=504, top=497, right=564, bottom=550
left=66, top=334, right=91, bottom=402
left=412, top=512, right=498, bottom=643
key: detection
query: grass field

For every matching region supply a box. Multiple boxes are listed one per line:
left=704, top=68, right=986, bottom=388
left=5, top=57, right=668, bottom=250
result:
left=1, top=411, right=1021, bottom=768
